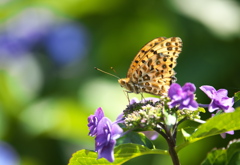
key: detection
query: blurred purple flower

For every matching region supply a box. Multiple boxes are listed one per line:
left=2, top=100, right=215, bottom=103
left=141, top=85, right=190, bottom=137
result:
left=0, top=8, right=88, bottom=68
left=95, top=117, right=123, bottom=162
left=116, top=113, right=124, bottom=123
left=6, top=8, right=54, bottom=48
left=220, top=130, right=234, bottom=139
left=142, top=131, right=159, bottom=140
left=0, top=8, right=54, bottom=57
left=0, top=34, right=29, bottom=56
left=130, top=97, right=139, bottom=104
left=143, top=97, right=160, bottom=103
left=88, top=107, right=105, bottom=137
left=0, top=141, right=19, bottom=165
left=200, top=85, right=234, bottom=112
left=168, top=83, right=198, bottom=110
left=45, top=24, right=88, bottom=65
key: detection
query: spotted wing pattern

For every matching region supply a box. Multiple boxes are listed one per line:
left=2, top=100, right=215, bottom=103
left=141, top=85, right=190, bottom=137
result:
left=118, top=37, right=182, bottom=96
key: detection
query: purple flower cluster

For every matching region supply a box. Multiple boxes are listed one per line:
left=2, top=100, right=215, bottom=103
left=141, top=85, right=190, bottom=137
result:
left=88, top=107, right=105, bottom=137
left=0, top=8, right=88, bottom=66
left=87, top=108, right=123, bottom=162
left=167, top=83, right=235, bottom=138
left=200, top=85, right=235, bottom=138
left=200, top=85, right=234, bottom=113
left=167, top=83, right=235, bottom=114
left=168, top=83, right=198, bottom=110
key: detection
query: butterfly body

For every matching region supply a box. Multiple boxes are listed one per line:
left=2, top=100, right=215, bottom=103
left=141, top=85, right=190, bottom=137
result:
left=119, top=37, right=182, bottom=96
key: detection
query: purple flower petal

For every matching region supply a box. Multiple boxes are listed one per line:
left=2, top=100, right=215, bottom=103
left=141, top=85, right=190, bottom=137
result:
left=199, top=86, right=216, bottom=98
left=168, top=83, right=198, bottom=110
left=182, top=82, right=196, bottom=92
left=130, top=97, right=139, bottom=104
left=142, top=131, right=159, bottom=140
left=142, top=97, right=160, bottom=103
left=87, top=107, right=104, bottom=136
left=115, top=113, right=124, bottom=123
left=216, top=89, right=228, bottom=97
left=97, top=139, right=115, bottom=162
left=220, top=130, right=234, bottom=139
left=168, top=83, right=182, bottom=99
left=95, top=117, right=123, bottom=162
left=200, top=85, right=234, bottom=113
left=111, top=123, right=124, bottom=139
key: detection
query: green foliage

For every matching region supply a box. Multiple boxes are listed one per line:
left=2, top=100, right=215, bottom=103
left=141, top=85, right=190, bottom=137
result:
left=201, top=139, right=240, bottom=165
left=0, top=0, right=123, bottom=20
left=69, top=108, right=240, bottom=164
left=116, top=132, right=155, bottom=149
left=177, top=108, right=240, bottom=151
left=68, top=144, right=168, bottom=165
left=234, top=91, right=240, bottom=103
left=201, top=149, right=227, bottom=165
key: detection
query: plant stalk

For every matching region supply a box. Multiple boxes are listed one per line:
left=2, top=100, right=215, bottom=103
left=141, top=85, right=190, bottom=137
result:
left=155, top=125, right=180, bottom=165
left=166, top=135, right=180, bottom=165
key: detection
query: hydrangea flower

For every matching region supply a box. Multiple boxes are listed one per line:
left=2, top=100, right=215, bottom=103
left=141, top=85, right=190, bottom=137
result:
left=95, top=117, right=123, bottom=162
left=200, top=85, right=234, bottom=112
left=127, top=97, right=160, bottom=140
left=142, top=131, right=159, bottom=140
left=88, top=108, right=123, bottom=162
left=87, top=107, right=104, bottom=136
left=168, top=83, right=198, bottom=110
left=45, top=23, right=88, bottom=65
left=200, top=86, right=235, bottom=138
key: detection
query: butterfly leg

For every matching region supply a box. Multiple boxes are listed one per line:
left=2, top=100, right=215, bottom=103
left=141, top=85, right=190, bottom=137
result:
left=140, top=93, right=146, bottom=103
left=123, top=90, right=130, bottom=104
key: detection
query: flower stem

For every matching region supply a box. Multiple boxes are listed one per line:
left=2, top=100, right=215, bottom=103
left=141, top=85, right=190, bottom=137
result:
left=198, top=103, right=209, bottom=108
left=166, top=134, right=180, bottom=165
left=154, top=126, right=180, bottom=165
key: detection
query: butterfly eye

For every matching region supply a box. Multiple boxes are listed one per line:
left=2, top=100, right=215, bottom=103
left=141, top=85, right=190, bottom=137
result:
left=118, top=79, right=126, bottom=86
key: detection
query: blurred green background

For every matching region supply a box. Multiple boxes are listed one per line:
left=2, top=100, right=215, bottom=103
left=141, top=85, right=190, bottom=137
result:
left=0, top=0, right=240, bottom=165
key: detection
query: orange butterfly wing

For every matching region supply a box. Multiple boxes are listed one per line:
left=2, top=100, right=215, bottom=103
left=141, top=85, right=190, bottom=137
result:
left=118, top=37, right=182, bottom=96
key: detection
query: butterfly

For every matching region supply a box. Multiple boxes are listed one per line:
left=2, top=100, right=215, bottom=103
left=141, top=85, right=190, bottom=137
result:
left=118, top=37, right=182, bottom=96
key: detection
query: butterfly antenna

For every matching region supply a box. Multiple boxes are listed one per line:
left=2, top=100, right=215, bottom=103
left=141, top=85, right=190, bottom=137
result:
left=110, top=67, right=121, bottom=78
left=110, top=67, right=117, bottom=74
left=94, top=67, right=120, bottom=79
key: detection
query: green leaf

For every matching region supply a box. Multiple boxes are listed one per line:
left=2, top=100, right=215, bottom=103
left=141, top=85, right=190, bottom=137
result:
left=201, top=149, right=227, bottom=165
left=176, top=108, right=240, bottom=151
left=200, top=139, right=240, bottom=165
left=234, top=91, right=240, bottom=102
left=116, top=132, right=155, bottom=149
left=190, top=109, right=240, bottom=140
left=181, top=128, right=191, bottom=140
left=68, top=144, right=168, bottom=165
left=227, top=139, right=240, bottom=165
